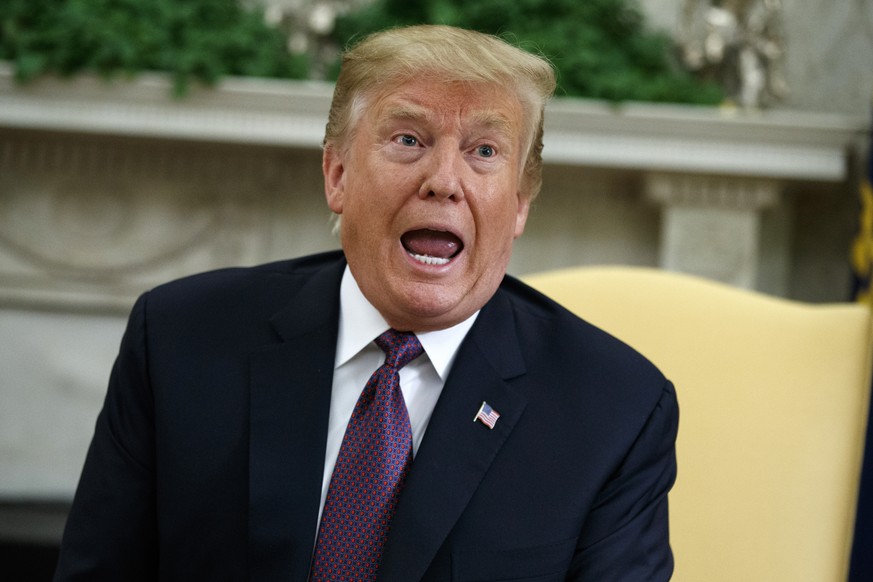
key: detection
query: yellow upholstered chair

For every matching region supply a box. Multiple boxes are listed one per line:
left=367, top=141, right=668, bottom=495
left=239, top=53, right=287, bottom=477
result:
left=523, top=266, right=873, bottom=582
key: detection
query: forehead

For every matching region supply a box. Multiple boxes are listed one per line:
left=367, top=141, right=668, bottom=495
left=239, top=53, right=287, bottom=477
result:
left=366, top=78, right=525, bottom=136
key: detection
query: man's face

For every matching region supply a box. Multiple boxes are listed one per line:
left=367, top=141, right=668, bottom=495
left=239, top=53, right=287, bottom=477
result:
left=323, top=78, right=531, bottom=332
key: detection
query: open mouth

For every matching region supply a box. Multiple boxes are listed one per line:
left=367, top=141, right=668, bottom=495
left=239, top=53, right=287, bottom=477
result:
left=401, top=229, right=464, bottom=266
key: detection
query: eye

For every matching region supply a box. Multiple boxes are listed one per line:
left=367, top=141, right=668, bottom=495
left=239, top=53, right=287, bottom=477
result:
left=397, top=134, right=418, bottom=147
left=476, top=144, right=496, bottom=158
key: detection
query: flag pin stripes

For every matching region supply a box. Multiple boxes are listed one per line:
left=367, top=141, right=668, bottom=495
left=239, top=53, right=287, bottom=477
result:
left=474, top=401, right=500, bottom=429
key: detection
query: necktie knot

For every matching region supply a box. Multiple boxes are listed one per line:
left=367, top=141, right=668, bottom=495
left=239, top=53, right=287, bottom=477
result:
left=375, top=329, right=423, bottom=370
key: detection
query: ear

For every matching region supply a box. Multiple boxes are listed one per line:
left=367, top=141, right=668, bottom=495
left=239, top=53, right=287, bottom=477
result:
left=323, top=145, right=346, bottom=214
left=513, top=193, right=531, bottom=239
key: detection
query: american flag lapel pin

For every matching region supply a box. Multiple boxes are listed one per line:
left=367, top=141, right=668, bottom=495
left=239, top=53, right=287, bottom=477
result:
left=474, top=401, right=500, bottom=430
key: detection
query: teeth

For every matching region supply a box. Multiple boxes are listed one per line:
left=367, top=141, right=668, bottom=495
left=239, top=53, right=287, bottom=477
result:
left=409, top=252, right=450, bottom=266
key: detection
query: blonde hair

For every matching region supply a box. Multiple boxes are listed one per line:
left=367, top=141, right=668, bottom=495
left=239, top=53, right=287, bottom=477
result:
left=324, top=25, right=556, bottom=201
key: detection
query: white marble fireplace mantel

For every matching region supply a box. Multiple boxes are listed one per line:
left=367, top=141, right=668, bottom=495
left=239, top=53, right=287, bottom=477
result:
left=1, top=64, right=860, bottom=178
left=1, top=64, right=866, bottom=304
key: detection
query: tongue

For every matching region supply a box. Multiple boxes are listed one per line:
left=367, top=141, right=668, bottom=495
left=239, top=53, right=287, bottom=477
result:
left=401, top=229, right=462, bottom=259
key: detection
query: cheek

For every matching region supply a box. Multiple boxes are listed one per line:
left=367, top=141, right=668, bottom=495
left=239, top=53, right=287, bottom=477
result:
left=493, top=188, right=526, bottom=233
left=341, top=194, right=391, bottom=250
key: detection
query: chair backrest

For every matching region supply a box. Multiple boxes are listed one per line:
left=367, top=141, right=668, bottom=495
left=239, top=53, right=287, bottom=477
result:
left=523, top=266, right=873, bottom=582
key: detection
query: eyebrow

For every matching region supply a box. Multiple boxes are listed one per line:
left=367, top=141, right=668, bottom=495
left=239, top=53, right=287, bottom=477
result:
left=469, top=110, right=515, bottom=138
left=380, top=102, right=430, bottom=123
left=379, top=102, right=516, bottom=140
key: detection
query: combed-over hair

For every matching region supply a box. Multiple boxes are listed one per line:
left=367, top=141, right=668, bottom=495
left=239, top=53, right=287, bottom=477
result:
left=324, top=25, right=556, bottom=201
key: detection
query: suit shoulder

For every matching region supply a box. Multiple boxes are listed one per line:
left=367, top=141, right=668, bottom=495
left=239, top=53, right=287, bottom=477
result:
left=140, top=250, right=344, bottom=318
left=148, top=251, right=341, bottom=297
left=493, top=276, right=674, bottom=445
left=498, top=274, right=570, bottom=318
left=498, top=274, right=666, bottom=384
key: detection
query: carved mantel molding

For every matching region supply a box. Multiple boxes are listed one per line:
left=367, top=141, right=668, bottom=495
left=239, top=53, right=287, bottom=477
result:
left=543, top=98, right=863, bottom=182
left=0, top=64, right=333, bottom=147
left=0, top=63, right=867, bottom=305
left=1, top=63, right=863, bottom=175
left=542, top=98, right=865, bottom=290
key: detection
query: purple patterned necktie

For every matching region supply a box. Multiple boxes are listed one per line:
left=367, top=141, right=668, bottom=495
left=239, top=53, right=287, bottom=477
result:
left=309, top=329, right=424, bottom=581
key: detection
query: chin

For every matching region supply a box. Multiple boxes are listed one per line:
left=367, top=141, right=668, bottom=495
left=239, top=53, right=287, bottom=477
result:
left=381, top=289, right=463, bottom=330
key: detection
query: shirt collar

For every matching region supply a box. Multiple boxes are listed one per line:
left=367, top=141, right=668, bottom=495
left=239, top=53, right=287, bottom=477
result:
left=336, top=266, right=479, bottom=381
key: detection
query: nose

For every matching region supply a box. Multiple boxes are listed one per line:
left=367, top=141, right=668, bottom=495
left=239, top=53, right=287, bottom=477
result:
left=418, top=143, right=464, bottom=202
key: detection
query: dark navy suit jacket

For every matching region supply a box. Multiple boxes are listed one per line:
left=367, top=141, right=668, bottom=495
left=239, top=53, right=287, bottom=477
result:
left=54, top=251, right=678, bottom=581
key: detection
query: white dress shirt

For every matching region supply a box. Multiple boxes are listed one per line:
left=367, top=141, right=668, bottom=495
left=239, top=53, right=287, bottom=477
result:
left=317, top=266, right=478, bottom=521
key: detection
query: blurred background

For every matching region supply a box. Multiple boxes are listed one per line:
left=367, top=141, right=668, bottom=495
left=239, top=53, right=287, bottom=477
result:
left=1, top=0, right=872, bottom=579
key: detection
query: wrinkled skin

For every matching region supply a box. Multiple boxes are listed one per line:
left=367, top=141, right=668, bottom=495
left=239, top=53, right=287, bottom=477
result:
left=324, top=78, right=531, bottom=332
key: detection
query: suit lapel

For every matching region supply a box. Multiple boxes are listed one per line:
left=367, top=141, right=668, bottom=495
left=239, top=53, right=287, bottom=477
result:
left=378, top=289, right=528, bottom=582
left=248, top=257, right=344, bottom=581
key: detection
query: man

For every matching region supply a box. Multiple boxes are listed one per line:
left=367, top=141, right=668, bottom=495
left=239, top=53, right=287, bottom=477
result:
left=54, top=25, right=678, bottom=581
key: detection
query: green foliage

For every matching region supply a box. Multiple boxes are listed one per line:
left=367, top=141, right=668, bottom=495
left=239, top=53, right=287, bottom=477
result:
left=0, top=0, right=722, bottom=104
left=333, top=0, right=723, bottom=105
left=0, top=0, right=309, bottom=94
